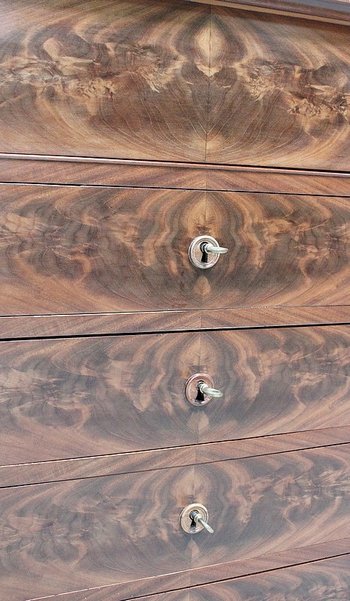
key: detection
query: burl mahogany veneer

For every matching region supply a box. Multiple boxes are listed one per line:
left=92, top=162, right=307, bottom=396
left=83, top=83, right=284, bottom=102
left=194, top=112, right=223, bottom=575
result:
left=0, top=1, right=349, bottom=600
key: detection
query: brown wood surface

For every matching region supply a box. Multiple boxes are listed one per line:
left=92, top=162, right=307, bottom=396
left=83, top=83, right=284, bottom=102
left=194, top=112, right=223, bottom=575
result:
left=206, top=8, right=350, bottom=169
left=186, top=0, right=350, bottom=25
left=0, top=0, right=209, bottom=162
left=1, top=2, right=350, bottom=169
left=1, top=306, right=350, bottom=340
left=20, top=539, right=350, bottom=601
left=1, top=445, right=350, bottom=601
left=0, top=325, right=349, bottom=465
left=1, top=427, right=350, bottom=488
left=105, top=555, right=350, bottom=601
left=0, top=184, right=349, bottom=316
left=3, top=157, right=350, bottom=194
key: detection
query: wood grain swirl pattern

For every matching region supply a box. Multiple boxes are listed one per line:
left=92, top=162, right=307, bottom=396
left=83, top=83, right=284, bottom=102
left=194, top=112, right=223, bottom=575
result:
left=0, top=0, right=209, bottom=161
left=0, top=185, right=349, bottom=316
left=0, top=325, right=349, bottom=465
left=17, top=540, right=350, bottom=601
left=1, top=445, right=350, bottom=600
left=203, top=191, right=350, bottom=307
left=1, top=2, right=350, bottom=169
left=0, top=185, right=205, bottom=314
left=207, top=8, right=350, bottom=169
left=115, top=556, right=350, bottom=601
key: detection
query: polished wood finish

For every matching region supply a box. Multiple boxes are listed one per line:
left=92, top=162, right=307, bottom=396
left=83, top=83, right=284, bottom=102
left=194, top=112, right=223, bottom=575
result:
left=3, top=156, right=350, bottom=194
left=206, top=8, right=350, bottom=169
left=0, top=325, right=349, bottom=465
left=198, top=191, right=350, bottom=307
left=0, top=185, right=349, bottom=316
left=0, top=1, right=349, bottom=598
left=0, top=0, right=209, bottom=161
left=1, top=1, right=350, bottom=169
left=0, top=184, right=205, bottom=314
left=112, top=555, right=350, bottom=601
left=1, top=427, right=349, bottom=488
left=187, top=0, right=350, bottom=25
left=1, top=305, right=350, bottom=339
left=20, top=540, right=350, bottom=601
left=1, top=445, right=350, bottom=601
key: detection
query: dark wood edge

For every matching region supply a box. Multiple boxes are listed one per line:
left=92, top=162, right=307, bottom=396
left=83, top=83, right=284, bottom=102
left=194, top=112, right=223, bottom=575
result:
left=186, top=0, right=350, bottom=26
left=0, top=307, right=349, bottom=339
left=2, top=428, right=350, bottom=487
left=27, top=540, right=350, bottom=601
left=1, top=156, right=350, bottom=194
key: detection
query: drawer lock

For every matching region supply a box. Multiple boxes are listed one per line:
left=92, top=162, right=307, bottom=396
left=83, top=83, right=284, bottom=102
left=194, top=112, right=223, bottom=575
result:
left=180, top=503, right=214, bottom=534
left=185, top=373, right=223, bottom=406
left=188, top=235, right=228, bottom=269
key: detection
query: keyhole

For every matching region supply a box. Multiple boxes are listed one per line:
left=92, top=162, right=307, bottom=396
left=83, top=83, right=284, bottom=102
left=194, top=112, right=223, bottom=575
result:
left=200, top=242, right=209, bottom=264
left=195, top=383, right=205, bottom=404
left=189, top=512, right=197, bottom=530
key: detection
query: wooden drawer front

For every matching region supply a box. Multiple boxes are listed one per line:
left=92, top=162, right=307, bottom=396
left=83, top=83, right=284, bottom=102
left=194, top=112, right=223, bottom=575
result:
left=1, top=2, right=350, bottom=170
left=0, top=0, right=209, bottom=162
left=0, top=185, right=349, bottom=316
left=1, top=445, right=349, bottom=601
left=1, top=325, right=349, bottom=465
left=206, top=9, right=350, bottom=171
left=122, top=557, right=350, bottom=601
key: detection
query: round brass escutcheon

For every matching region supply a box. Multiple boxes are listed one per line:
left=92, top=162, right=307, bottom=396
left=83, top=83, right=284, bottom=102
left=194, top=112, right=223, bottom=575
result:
left=180, top=503, right=214, bottom=534
left=185, top=373, right=215, bottom=406
left=188, top=235, right=228, bottom=269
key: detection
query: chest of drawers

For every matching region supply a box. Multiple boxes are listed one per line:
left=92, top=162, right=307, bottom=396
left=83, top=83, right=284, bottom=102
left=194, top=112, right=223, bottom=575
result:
left=0, top=1, right=349, bottom=600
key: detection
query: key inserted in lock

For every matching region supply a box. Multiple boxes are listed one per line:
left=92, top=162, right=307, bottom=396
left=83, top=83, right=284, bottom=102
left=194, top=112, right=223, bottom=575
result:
left=188, top=235, right=228, bottom=269
left=180, top=503, right=214, bottom=534
left=185, top=373, right=223, bottom=406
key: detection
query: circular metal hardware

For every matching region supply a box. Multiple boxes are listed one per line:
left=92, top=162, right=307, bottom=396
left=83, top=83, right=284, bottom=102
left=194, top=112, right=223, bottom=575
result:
left=188, top=235, right=228, bottom=269
left=180, top=503, right=214, bottom=534
left=185, top=373, right=222, bottom=406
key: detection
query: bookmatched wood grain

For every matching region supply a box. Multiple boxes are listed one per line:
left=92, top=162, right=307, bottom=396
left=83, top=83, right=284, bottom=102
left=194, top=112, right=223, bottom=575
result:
left=2, top=427, right=350, bottom=488
left=1, top=305, right=350, bottom=340
left=201, top=191, right=350, bottom=307
left=0, top=325, right=349, bottom=465
left=19, top=540, right=350, bottom=601
left=0, top=1, right=349, bottom=600
left=207, top=8, right=350, bottom=170
left=1, top=1, right=350, bottom=170
left=3, top=157, right=350, bottom=195
left=1, top=445, right=350, bottom=601
left=107, top=555, right=350, bottom=601
left=0, top=185, right=205, bottom=314
left=0, top=0, right=210, bottom=161
left=0, top=185, right=349, bottom=316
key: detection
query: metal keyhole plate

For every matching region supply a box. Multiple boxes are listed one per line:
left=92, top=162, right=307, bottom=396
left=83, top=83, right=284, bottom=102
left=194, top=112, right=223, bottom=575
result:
left=180, top=503, right=210, bottom=534
left=188, top=235, right=223, bottom=269
left=185, top=373, right=215, bottom=406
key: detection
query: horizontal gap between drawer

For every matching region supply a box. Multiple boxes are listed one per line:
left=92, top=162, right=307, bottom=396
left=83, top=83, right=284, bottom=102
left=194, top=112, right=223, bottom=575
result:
left=0, top=319, right=349, bottom=343
left=26, top=550, right=350, bottom=601
left=109, top=553, right=350, bottom=601
left=2, top=438, right=350, bottom=490
left=1, top=179, right=350, bottom=198
left=2, top=152, right=350, bottom=177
